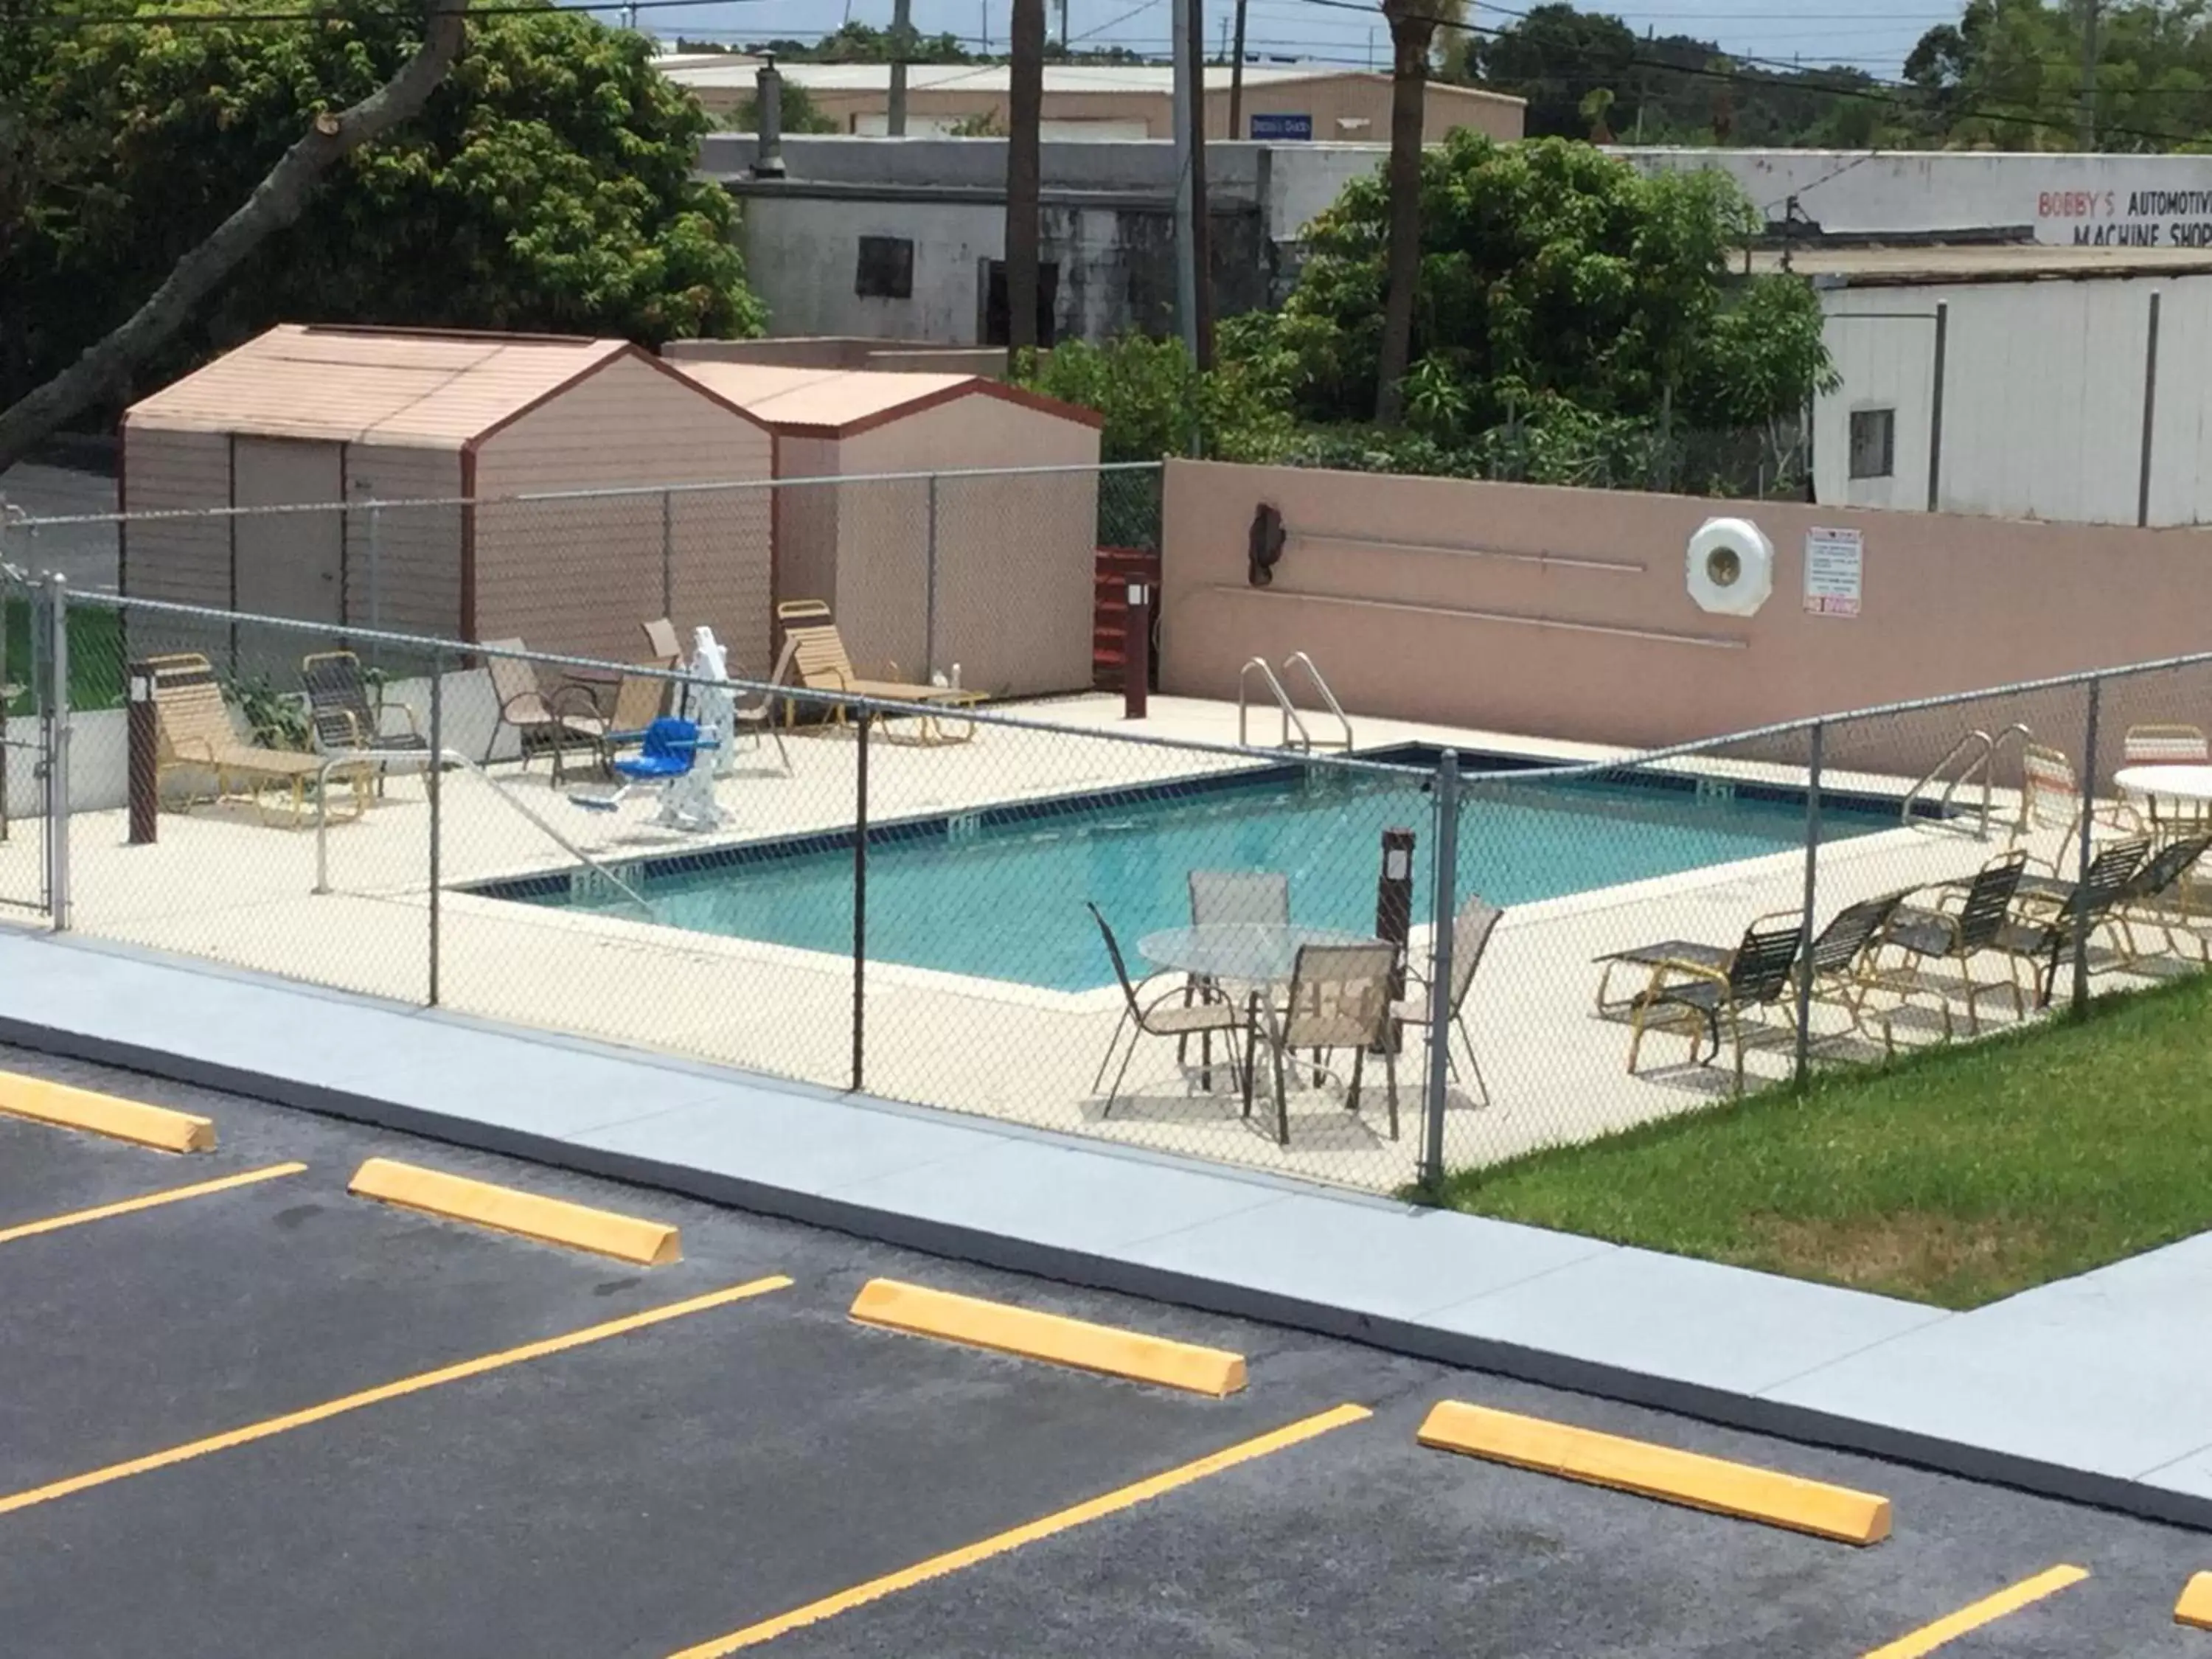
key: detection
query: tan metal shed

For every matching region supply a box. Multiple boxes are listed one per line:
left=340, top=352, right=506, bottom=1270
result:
left=120, top=325, right=779, bottom=674
left=669, top=359, right=1104, bottom=699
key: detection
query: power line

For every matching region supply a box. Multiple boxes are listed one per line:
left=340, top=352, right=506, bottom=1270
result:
left=37, top=0, right=778, bottom=26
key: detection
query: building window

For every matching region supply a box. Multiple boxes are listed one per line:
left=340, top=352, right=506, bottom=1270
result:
left=981, top=260, right=1060, bottom=347
left=1848, top=407, right=1896, bottom=480
left=855, top=236, right=914, bottom=299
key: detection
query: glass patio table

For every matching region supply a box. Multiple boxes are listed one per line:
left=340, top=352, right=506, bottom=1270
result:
left=1137, top=923, right=1380, bottom=987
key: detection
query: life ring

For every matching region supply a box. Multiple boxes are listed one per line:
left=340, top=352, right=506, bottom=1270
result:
left=1686, top=516, right=1773, bottom=616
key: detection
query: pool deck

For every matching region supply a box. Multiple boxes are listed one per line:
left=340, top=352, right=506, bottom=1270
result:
left=0, top=693, right=2149, bottom=1193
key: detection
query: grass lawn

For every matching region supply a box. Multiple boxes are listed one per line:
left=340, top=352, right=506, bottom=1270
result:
left=1441, top=971, right=2212, bottom=1310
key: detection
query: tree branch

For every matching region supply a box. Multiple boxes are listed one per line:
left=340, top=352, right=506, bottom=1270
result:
left=0, top=0, right=470, bottom=474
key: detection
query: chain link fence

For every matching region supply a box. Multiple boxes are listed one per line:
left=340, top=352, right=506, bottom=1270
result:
left=10, top=476, right=2212, bottom=1196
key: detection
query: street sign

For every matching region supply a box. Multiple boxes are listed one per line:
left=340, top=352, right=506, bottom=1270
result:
left=1248, top=113, right=1314, bottom=140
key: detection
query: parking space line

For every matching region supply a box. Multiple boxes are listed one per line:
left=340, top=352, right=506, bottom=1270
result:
left=347, top=1158, right=682, bottom=1265
left=0, top=1073, right=215, bottom=1153
left=0, top=1163, right=306, bottom=1246
left=1862, top=1564, right=2090, bottom=1658
left=848, top=1278, right=1247, bottom=1397
left=1417, top=1400, right=1891, bottom=1545
left=2174, top=1571, right=2212, bottom=1629
left=0, top=1274, right=790, bottom=1519
left=665, top=1402, right=1371, bottom=1657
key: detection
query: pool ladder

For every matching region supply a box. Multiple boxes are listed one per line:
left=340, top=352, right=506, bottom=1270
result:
left=1239, top=653, right=1354, bottom=754
left=1902, top=723, right=2034, bottom=838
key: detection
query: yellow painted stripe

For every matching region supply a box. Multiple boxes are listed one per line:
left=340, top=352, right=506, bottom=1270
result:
left=1863, top=1565, right=2090, bottom=1658
left=2174, top=1571, right=2212, bottom=1630
left=0, top=1071, right=215, bottom=1153
left=348, top=1157, right=681, bottom=1266
left=0, top=1275, right=790, bottom=1519
left=667, top=1401, right=1368, bottom=1657
left=849, top=1278, right=1246, bottom=1397
left=1417, top=1399, right=1891, bottom=1546
left=0, top=1163, right=305, bottom=1245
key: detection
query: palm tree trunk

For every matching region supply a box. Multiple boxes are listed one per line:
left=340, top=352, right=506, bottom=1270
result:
left=0, top=0, right=470, bottom=473
left=1373, top=11, right=1435, bottom=425
left=1004, top=0, right=1047, bottom=353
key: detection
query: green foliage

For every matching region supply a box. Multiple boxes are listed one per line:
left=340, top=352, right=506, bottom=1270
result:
left=1275, top=133, right=1827, bottom=434
left=2, top=0, right=763, bottom=414
left=223, top=672, right=312, bottom=750
left=1011, top=333, right=1296, bottom=465
left=729, top=82, right=841, bottom=133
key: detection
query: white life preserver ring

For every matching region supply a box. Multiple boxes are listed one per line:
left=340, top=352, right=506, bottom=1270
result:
left=1686, top=516, right=1773, bottom=616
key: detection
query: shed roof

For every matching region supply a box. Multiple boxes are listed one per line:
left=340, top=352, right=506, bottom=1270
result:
left=670, top=361, right=1103, bottom=437
left=123, top=325, right=712, bottom=446
left=1752, top=243, right=2212, bottom=287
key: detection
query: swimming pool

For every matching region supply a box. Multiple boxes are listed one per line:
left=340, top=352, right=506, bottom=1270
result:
left=486, top=751, right=1905, bottom=993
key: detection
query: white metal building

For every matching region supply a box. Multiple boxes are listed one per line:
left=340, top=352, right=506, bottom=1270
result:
left=1781, top=246, right=2212, bottom=528
left=121, top=326, right=779, bottom=672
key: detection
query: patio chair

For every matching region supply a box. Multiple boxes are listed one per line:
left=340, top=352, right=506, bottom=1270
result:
left=641, top=616, right=683, bottom=664
left=548, top=664, right=675, bottom=786
left=775, top=599, right=982, bottom=745
left=1874, top=849, right=2029, bottom=1036
left=1086, top=902, right=1246, bottom=1116
left=1392, top=896, right=1502, bottom=1108
left=1596, top=890, right=1905, bottom=1021
left=2112, top=831, right=2212, bottom=964
left=1984, top=838, right=2149, bottom=1007
left=148, top=653, right=366, bottom=829
left=301, top=650, right=429, bottom=796
left=1244, top=942, right=1399, bottom=1146
left=2124, top=724, right=2210, bottom=765
left=1180, top=869, right=1291, bottom=1074
left=481, top=639, right=602, bottom=771
left=1622, top=919, right=1806, bottom=1095
left=2013, top=742, right=2144, bottom=869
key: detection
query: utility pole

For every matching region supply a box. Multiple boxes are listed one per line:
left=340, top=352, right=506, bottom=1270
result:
left=1228, top=0, right=1248, bottom=139
left=2078, top=0, right=2100, bottom=149
left=1006, top=0, right=1046, bottom=352
left=1186, top=0, right=1213, bottom=368
left=888, top=0, right=911, bottom=136
left=1059, top=0, right=1070, bottom=49
left=1172, top=0, right=1201, bottom=370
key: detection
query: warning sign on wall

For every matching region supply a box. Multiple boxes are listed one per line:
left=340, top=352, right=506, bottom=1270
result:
left=1804, top=526, right=1863, bottom=618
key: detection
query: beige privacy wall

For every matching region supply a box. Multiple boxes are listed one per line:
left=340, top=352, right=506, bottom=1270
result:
left=1159, top=460, right=2212, bottom=770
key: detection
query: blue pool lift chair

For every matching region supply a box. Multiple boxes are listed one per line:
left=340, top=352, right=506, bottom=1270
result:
left=573, top=717, right=719, bottom=824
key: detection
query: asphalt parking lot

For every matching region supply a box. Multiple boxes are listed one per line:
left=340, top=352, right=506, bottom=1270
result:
left=0, top=1044, right=2207, bottom=1658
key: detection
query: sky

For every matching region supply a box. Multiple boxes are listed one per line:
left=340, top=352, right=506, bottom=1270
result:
left=645, top=0, right=1970, bottom=83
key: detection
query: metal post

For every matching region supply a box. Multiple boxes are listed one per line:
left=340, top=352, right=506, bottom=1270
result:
left=751, top=57, right=786, bottom=179
left=1926, top=302, right=1948, bottom=512
left=1793, top=722, right=1824, bottom=1085
left=127, top=661, right=157, bottom=845
left=1374, top=826, right=1415, bottom=1057
left=888, top=0, right=911, bottom=135
left=2070, top=678, right=2101, bottom=1015
left=2138, top=291, right=2161, bottom=528
left=1419, top=749, right=1460, bottom=1196
left=1123, top=580, right=1150, bottom=719
left=429, top=659, right=442, bottom=1007
left=852, top=714, right=869, bottom=1092
left=44, top=574, right=68, bottom=932
left=1170, top=0, right=1200, bottom=367
left=923, top=474, right=939, bottom=681
left=367, top=502, right=383, bottom=639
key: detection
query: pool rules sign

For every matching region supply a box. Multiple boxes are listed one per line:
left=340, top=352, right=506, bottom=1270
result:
left=1804, top=526, right=1863, bottom=618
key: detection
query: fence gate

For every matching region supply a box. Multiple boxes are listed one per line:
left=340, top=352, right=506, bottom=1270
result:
left=0, top=560, right=51, bottom=917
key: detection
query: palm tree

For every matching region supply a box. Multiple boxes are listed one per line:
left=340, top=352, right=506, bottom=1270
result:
left=1004, top=0, right=1047, bottom=353
left=1372, top=0, right=1464, bottom=424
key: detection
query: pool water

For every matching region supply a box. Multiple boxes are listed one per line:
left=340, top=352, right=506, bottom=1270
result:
left=501, top=759, right=1899, bottom=992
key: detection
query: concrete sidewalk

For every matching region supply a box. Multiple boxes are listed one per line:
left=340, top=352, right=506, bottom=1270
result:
left=3, top=926, right=2208, bottom=1530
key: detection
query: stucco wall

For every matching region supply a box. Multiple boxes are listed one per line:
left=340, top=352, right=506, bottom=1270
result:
left=1160, top=459, right=2212, bottom=773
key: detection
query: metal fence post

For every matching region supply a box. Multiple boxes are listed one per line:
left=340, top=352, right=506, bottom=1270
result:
left=44, top=574, right=69, bottom=932
left=1793, top=720, right=1824, bottom=1085
left=659, top=489, right=674, bottom=624
left=1420, top=748, right=1460, bottom=1196
left=367, top=501, right=383, bottom=640
left=922, top=473, right=939, bottom=681
left=428, top=655, right=442, bottom=1007
left=852, top=712, right=869, bottom=1093
left=2072, top=676, right=2101, bottom=1015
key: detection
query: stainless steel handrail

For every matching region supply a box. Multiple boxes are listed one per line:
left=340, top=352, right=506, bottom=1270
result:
left=313, top=747, right=653, bottom=919
left=1903, top=729, right=1991, bottom=832
left=1281, top=652, right=1353, bottom=751
left=1238, top=658, right=1313, bottom=751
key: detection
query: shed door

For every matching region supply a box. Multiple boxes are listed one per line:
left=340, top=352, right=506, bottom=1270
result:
left=233, top=437, right=344, bottom=625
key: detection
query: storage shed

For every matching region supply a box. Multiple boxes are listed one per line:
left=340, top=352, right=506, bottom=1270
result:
left=121, top=325, right=779, bottom=673
left=668, top=357, right=1104, bottom=698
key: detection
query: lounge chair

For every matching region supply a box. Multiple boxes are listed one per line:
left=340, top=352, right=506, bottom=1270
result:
left=774, top=599, right=982, bottom=745
left=1245, top=942, right=1400, bottom=1145
left=481, top=639, right=602, bottom=771
left=1984, top=838, right=2149, bottom=1007
left=1087, top=902, right=1246, bottom=1116
left=1875, top=850, right=2028, bottom=1035
left=302, top=650, right=429, bottom=795
left=148, top=653, right=366, bottom=828
left=1393, top=896, right=1502, bottom=1107
left=1180, top=869, right=1290, bottom=1077
left=1621, top=919, right=1805, bottom=1094
left=2113, top=831, right=2212, bottom=963
left=1596, top=890, right=1905, bottom=1020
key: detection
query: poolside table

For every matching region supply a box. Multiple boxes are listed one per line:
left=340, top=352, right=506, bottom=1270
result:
left=1137, top=923, right=1379, bottom=987
left=2115, top=765, right=2212, bottom=838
